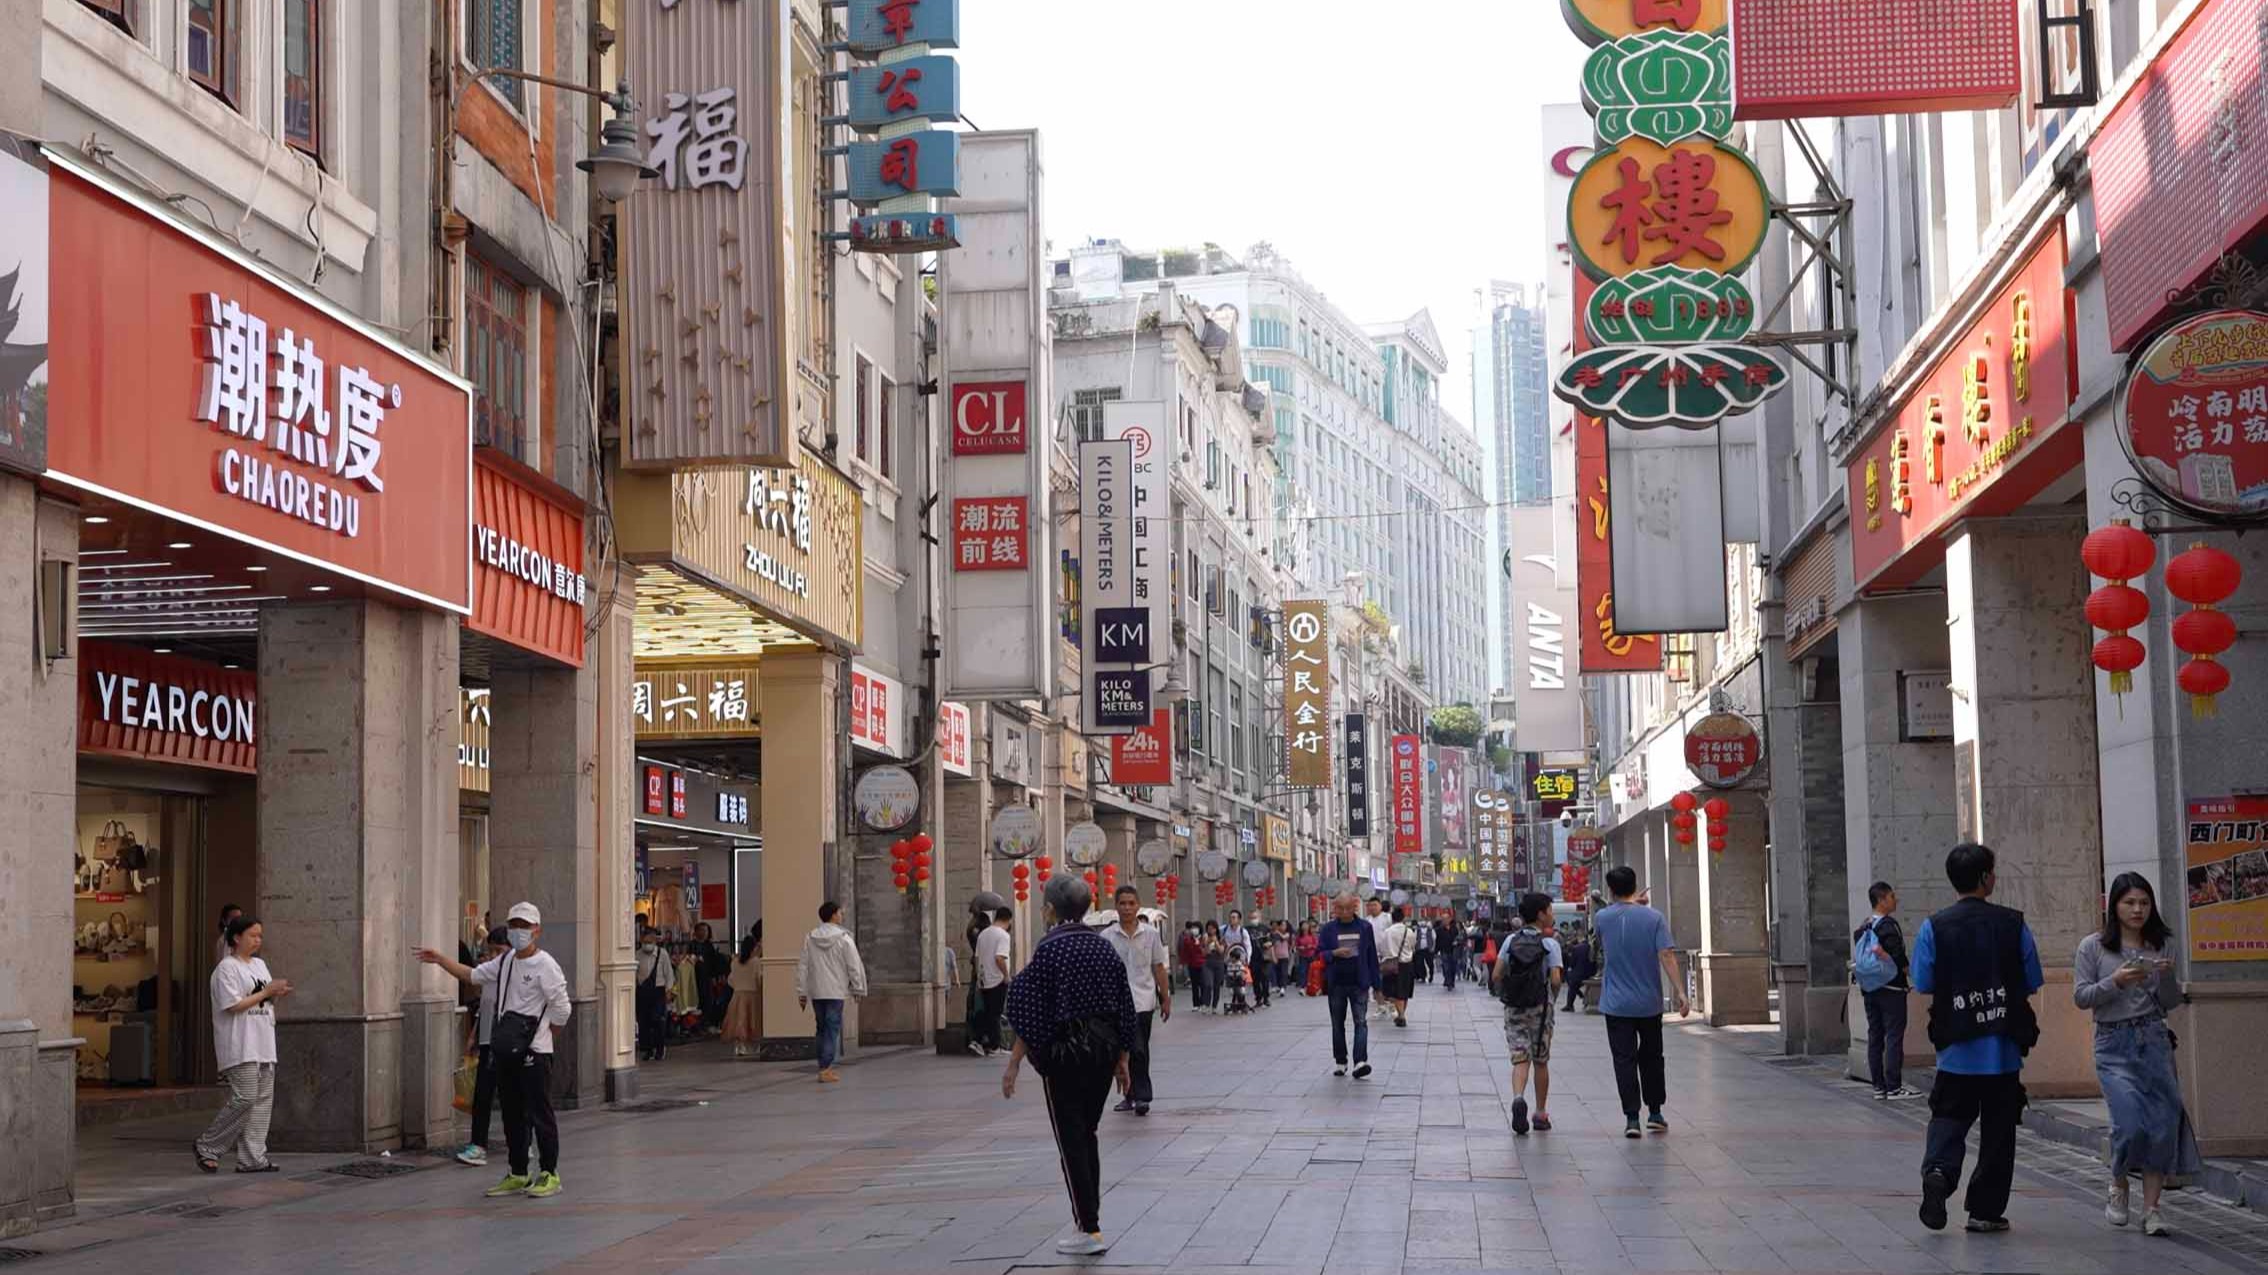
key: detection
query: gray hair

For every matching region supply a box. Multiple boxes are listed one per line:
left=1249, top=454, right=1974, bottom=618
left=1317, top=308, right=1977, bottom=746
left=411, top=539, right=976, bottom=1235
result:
left=1333, top=891, right=1358, bottom=908
left=1044, top=873, right=1093, bottom=924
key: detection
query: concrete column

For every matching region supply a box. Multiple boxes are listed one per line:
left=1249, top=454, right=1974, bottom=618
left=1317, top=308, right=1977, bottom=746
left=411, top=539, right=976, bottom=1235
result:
left=1665, top=813, right=1702, bottom=957
left=487, top=658, right=598, bottom=1108
left=1839, top=592, right=1956, bottom=1082
left=1698, top=790, right=1771, bottom=1025
left=758, top=652, right=839, bottom=1058
left=938, top=769, right=990, bottom=1034
left=589, top=564, right=638, bottom=1101
left=1099, top=809, right=1137, bottom=906
left=257, top=600, right=458, bottom=1151
left=0, top=484, right=78, bottom=1232
left=1945, top=515, right=2101, bottom=1096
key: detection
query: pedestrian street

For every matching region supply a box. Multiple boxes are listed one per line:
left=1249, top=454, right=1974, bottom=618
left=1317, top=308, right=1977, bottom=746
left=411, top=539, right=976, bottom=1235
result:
left=14, top=983, right=2268, bottom=1274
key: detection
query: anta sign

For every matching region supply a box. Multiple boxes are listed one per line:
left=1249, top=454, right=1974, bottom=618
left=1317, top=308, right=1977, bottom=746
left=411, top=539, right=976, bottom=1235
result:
left=951, top=380, right=1027, bottom=456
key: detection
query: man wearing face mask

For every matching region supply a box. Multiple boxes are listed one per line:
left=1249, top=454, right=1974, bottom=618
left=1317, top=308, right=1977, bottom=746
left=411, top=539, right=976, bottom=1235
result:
left=636, top=926, right=673, bottom=1061
left=419, top=902, right=572, bottom=1200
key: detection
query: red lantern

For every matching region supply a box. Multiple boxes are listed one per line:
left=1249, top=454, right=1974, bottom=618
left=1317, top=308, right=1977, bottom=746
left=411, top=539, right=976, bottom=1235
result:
left=2166, top=543, right=2241, bottom=606
left=1012, top=861, right=1030, bottom=880
left=893, top=872, right=910, bottom=892
left=1670, top=791, right=1698, bottom=814
left=2082, top=519, right=2156, bottom=582
left=910, top=833, right=935, bottom=855
left=2086, top=584, right=2150, bottom=634
left=914, top=865, right=931, bottom=882
left=2180, top=655, right=2233, bottom=717
left=1703, top=796, right=1730, bottom=821
left=2093, top=634, right=2147, bottom=695
left=1036, top=855, right=1052, bottom=883
left=2173, top=607, right=2238, bottom=656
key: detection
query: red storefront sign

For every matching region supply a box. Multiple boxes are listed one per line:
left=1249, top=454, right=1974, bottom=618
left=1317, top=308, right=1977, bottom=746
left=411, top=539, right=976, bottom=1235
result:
left=1110, top=708, right=1174, bottom=786
left=951, top=380, right=1028, bottom=456
left=951, top=496, right=1028, bottom=570
left=1847, top=227, right=2079, bottom=591
left=2095, top=0, right=2268, bottom=352
left=1573, top=271, right=1663, bottom=672
left=44, top=163, right=472, bottom=612
left=643, top=764, right=668, bottom=816
left=2125, top=311, right=2268, bottom=517
left=1684, top=711, right=1761, bottom=788
left=849, top=665, right=904, bottom=754
left=1390, top=734, right=1423, bottom=858
left=78, top=641, right=257, bottom=773
left=1731, top=0, right=2021, bottom=121
left=938, top=700, right=972, bottom=776
left=471, top=451, right=585, bottom=666
left=669, top=770, right=689, bottom=819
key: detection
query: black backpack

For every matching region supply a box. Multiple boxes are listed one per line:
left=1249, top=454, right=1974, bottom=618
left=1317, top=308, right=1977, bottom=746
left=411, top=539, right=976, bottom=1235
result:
left=1497, top=930, right=1551, bottom=1009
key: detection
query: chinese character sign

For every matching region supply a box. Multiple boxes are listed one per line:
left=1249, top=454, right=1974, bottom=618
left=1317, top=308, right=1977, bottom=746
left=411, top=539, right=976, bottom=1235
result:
left=939, top=700, right=973, bottom=776
left=1282, top=600, right=1332, bottom=788
left=951, top=496, right=1029, bottom=571
left=1683, top=711, right=1761, bottom=787
left=2126, top=311, right=2268, bottom=519
left=632, top=664, right=760, bottom=742
left=623, top=0, right=790, bottom=467
left=1343, top=713, right=1371, bottom=838
left=2186, top=796, right=2268, bottom=962
left=1391, top=734, right=1424, bottom=859
left=1531, top=768, right=1579, bottom=818
left=847, top=0, right=961, bottom=56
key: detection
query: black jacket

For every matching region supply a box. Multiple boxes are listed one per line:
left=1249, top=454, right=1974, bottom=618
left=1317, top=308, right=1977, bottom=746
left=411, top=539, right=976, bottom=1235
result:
left=1924, top=898, right=2039, bottom=1053
left=1856, top=913, right=1910, bottom=992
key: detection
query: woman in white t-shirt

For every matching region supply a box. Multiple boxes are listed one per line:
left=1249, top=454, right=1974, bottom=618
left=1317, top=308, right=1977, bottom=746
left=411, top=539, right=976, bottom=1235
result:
left=194, top=915, right=292, bottom=1174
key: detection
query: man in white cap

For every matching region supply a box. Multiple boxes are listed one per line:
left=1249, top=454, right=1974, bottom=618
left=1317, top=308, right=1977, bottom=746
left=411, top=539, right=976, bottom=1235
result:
left=419, top=901, right=571, bottom=1199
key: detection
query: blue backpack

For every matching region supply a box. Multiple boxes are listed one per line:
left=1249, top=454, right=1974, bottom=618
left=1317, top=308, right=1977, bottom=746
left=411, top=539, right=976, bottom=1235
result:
left=1852, top=919, right=1896, bottom=993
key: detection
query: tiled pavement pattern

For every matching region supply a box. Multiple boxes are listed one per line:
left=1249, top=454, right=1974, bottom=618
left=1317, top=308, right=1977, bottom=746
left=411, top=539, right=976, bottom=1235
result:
left=14, top=985, right=2268, bottom=1274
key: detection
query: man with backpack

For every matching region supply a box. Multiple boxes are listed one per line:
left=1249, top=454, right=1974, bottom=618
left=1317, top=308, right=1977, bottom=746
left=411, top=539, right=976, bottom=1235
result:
left=1855, top=881, right=1920, bottom=1100
left=1493, top=893, right=1563, bottom=1135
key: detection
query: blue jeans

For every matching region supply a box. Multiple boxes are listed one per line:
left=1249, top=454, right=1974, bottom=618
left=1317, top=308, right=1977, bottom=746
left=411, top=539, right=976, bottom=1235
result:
left=813, top=998, right=844, bottom=1070
left=1327, top=985, right=1370, bottom=1065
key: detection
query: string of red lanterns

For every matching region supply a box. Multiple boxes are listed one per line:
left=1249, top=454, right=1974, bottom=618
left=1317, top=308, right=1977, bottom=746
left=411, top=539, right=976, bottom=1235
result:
left=1703, top=796, right=1730, bottom=855
left=888, top=832, right=934, bottom=894
left=2083, top=519, right=2156, bottom=698
left=2168, top=541, right=2241, bottom=718
left=1670, top=790, right=1698, bottom=846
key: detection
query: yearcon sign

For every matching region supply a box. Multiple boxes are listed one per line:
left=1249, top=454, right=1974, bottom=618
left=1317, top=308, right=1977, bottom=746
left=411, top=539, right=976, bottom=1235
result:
left=1283, top=600, right=1332, bottom=787
left=471, top=451, right=586, bottom=666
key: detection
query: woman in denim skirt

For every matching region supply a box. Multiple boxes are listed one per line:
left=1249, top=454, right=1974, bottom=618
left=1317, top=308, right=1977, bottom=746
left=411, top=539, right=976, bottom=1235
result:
left=2074, top=873, right=2201, bottom=1237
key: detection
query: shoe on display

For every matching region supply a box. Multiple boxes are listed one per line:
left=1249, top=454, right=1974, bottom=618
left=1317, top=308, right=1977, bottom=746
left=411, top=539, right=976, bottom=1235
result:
left=1919, top=1168, right=1951, bottom=1231
left=456, top=1144, right=488, bottom=1167
left=1511, top=1096, right=1529, bottom=1137
left=2106, top=1181, right=2130, bottom=1227
left=485, top=1173, right=532, bottom=1198
left=1352, top=1062, right=1372, bottom=1079
left=525, top=1171, right=563, bottom=1199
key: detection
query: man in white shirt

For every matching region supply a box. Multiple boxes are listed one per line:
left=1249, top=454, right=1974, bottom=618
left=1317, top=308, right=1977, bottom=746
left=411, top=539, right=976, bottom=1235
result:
left=419, top=901, right=572, bottom=1200
left=970, top=906, right=1013, bottom=1056
left=1103, top=885, right=1170, bottom=1116
left=1366, top=899, right=1394, bottom=1016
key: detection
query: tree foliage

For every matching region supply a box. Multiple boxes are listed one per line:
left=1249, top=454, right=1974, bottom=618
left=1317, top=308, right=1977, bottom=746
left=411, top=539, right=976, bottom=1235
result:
left=1428, top=704, right=1483, bottom=747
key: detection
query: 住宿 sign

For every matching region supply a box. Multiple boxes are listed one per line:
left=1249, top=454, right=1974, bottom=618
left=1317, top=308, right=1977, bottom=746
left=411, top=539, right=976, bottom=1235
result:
left=951, top=380, right=1027, bottom=456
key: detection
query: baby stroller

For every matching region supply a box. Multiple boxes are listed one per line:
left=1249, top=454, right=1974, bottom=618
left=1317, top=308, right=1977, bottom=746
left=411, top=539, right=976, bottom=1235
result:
left=1224, top=948, right=1254, bottom=1014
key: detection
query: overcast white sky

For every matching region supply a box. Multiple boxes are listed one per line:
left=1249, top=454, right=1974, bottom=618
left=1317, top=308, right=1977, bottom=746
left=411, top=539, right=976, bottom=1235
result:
left=953, top=1, right=1590, bottom=423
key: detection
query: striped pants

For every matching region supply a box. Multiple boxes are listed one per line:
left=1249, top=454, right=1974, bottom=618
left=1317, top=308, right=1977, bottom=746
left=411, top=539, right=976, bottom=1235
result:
left=196, top=1061, right=275, bottom=1168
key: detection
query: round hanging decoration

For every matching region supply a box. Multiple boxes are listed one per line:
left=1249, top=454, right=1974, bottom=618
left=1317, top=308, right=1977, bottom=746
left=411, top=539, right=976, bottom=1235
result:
left=2180, top=658, right=2233, bottom=714
left=1355, top=881, right=1377, bottom=901
left=1669, top=791, right=1698, bottom=813
left=1196, top=849, right=1231, bottom=882
left=2083, top=519, right=2157, bottom=697
left=992, top=805, right=1041, bottom=860
left=1566, top=825, right=1607, bottom=867
left=1135, top=839, right=1172, bottom=876
left=1389, top=888, right=1410, bottom=907
left=1241, top=859, right=1273, bottom=889
left=1035, top=855, right=1053, bottom=883
left=2082, top=519, right=2157, bottom=581
left=853, top=765, right=921, bottom=832
left=1683, top=712, right=1761, bottom=788
left=1296, top=870, right=1323, bottom=894
left=2085, top=583, right=2150, bottom=634
left=2173, top=606, right=2239, bottom=656
left=2120, top=310, right=2268, bottom=522
left=2167, top=541, right=2243, bottom=717
left=2166, top=543, right=2242, bottom=606
left=1064, top=822, right=1108, bottom=867
left=2093, top=634, right=2146, bottom=682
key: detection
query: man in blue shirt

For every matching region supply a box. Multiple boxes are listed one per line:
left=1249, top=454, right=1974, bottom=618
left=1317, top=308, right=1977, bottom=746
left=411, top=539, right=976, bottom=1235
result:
left=1316, top=893, right=1381, bottom=1079
left=1592, top=865, right=1690, bottom=1139
left=1910, top=842, right=2043, bottom=1234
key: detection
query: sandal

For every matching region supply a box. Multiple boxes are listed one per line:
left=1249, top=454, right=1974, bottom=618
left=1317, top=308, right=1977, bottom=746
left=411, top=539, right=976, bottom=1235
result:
left=195, top=1150, right=219, bottom=1174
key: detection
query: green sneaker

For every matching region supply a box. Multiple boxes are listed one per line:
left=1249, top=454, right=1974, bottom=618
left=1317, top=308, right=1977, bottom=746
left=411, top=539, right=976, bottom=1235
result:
left=525, top=1171, right=562, bottom=1199
left=484, top=1173, right=531, bottom=1198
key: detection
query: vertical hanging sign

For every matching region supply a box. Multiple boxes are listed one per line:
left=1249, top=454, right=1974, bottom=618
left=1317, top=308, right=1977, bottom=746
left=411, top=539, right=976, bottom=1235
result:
left=843, top=0, right=964, bottom=252
left=1390, top=734, right=1424, bottom=862
left=1079, top=438, right=1145, bottom=733
left=1343, top=712, right=1371, bottom=839
left=1282, top=600, right=1332, bottom=787
left=622, top=0, right=791, bottom=467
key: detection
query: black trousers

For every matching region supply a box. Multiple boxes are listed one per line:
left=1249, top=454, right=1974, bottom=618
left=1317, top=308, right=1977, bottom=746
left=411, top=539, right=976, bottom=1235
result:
left=973, top=983, right=1008, bottom=1051
left=1040, top=1059, right=1116, bottom=1234
left=1126, top=1010, right=1155, bottom=1104
left=500, top=1052, right=559, bottom=1176
left=1605, top=1014, right=1667, bottom=1117
left=1924, top=1071, right=2027, bottom=1221
left=636, top=982, right=668, bottom=1057
left=469, top=1044, right=497, bottom=1147
left=1863, top=988, right=1909, bottom=1092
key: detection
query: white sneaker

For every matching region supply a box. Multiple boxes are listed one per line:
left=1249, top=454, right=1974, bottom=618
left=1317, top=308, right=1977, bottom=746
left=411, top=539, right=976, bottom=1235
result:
left=1054, top=1232, right=1107, bottom=1255
left=2106, top=1181, right=2129, bottom=1227
left=2143, top=1208, right=2167, bottom=1237
left=1333, top=1064, right=1347, bottom=1076
left=455, top=1144, right=488, bottom=1167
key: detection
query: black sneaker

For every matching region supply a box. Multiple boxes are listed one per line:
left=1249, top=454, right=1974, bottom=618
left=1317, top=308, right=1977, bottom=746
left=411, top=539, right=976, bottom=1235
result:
left=1623, top=1117, right=1642, bottom=1139
left=1511, top=1097, right=1530, bottom=1136
left=1964, top=1216, right=2010, bottom=1234
left=1919, top=1168, right=1951, bottom=1231
left=1113, top=1098, right=1135, bottom=1113
left=1352, top=1062, right=1372, bottom=1079
left=1646, top=1108, right=1669, bottom=1131
left=1134, top=1103, right=1149, bottom=1116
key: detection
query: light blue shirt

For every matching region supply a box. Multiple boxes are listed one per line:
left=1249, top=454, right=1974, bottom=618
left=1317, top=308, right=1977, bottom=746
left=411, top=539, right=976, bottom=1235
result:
left=1911, top=914, right=2044, bottom=1075
left=1593, top=901, right=1675, bottom=1018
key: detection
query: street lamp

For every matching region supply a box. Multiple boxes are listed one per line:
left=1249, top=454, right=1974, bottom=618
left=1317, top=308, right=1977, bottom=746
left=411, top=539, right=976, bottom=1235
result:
left=464, top=70, right=658, bottom=204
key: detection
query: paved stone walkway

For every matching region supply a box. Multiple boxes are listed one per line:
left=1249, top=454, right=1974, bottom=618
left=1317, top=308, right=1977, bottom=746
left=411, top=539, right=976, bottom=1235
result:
left=14, top=982, right=2268, bottom=1273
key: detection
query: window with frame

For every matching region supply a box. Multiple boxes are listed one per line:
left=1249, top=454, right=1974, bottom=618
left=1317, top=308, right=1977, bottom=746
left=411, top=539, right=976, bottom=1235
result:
left=1070, top=387, right=1121, bottom=442
left=79, top=0, right=131, bottom=33
left=875, top=375, right=895, bottom=479
left=282, top=0, right=321, bottom=158
left=466, top=0, right=524, bottom=107
left=466, top=254, right=530, bottom=460
left=187, top=0, right=237, bottom=105
left=854, top=355, right=872, bottom=464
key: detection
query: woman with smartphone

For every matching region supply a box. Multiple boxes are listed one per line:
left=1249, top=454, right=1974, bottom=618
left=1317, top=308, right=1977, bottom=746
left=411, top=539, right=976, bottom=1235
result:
left=2074, top=873, right=2199, bottom=1236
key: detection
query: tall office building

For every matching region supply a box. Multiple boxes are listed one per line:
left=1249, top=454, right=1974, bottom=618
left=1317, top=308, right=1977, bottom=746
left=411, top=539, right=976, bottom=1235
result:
left=1474, top=282, right=1548, bottom=693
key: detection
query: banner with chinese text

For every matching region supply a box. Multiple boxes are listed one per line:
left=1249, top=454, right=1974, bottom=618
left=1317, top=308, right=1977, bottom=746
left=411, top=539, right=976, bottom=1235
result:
left=2186, top=796, right=2268, bottom=962
left=1283, top=600, right=1332, bottom=787
left=1390, top=734, right=1423, bottom=860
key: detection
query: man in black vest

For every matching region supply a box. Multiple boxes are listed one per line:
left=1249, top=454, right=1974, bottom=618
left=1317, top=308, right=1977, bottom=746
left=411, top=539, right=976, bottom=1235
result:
left=1910, top=843, right=2043, bottom=1234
